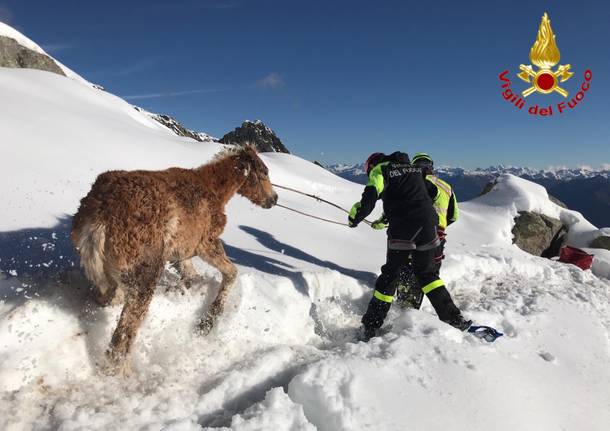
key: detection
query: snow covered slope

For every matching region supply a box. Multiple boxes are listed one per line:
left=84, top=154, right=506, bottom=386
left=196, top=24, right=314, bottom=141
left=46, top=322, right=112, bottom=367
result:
left=1, top=36, right=610, bottom=431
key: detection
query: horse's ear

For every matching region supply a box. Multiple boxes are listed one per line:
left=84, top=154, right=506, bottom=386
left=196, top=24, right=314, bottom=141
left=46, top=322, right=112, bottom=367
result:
left=242, top=145, right=256, bottom=159
left=237, top=148, right=252, bottom=176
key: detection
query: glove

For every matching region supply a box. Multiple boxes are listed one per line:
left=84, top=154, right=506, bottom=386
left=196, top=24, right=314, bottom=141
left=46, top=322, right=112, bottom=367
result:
left=371, top=213, right=388, bottom=230
left=348, top=202, right=361, bottom=228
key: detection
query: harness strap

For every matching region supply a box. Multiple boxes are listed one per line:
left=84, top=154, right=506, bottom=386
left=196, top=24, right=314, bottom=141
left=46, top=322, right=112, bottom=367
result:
left=388, top=239, right=416, bottom=251
left=417, top=236, right=441, bottom=251
left=388, top=236, right=440, bottom=251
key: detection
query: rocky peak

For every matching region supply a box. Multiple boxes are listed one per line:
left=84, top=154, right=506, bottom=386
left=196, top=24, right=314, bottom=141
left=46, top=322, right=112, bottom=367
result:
left=220, top=120, right=289, bottom=153
left=0, top=35, right=65, bottom=76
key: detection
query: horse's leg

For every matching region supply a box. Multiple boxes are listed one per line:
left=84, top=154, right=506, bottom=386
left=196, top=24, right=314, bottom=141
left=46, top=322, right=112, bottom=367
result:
left=105, top=259, right=162, bottom=375
left=175, top=258, right=204, bottom=288
left=98, top=265, right=126, bottom=305
left=196, top=238, right=237, bottom=334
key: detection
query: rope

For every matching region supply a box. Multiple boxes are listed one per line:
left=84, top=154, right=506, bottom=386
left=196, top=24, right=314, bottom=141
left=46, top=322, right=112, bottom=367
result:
left=275, top=204, right=350, bottom=226
left=272, top=183, right=373, bottom=226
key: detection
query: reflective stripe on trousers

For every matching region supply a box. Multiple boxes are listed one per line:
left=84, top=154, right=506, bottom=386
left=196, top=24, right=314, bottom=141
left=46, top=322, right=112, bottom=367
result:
left=421, top=279, right=444, bottom=294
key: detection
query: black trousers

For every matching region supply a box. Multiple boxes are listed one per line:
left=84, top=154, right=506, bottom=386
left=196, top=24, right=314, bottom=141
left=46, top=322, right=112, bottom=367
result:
left=362, top=230, right=461, bottom=329
left=433, top=238, right=446, bottom=272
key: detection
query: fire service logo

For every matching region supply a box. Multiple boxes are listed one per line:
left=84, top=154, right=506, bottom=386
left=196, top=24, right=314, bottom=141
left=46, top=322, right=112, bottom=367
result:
left=499, top=12, right=592, bottom=116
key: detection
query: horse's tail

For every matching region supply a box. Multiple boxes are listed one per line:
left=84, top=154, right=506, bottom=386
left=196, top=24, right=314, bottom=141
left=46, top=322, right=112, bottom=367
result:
left=72, top=220, right=109, bottom=291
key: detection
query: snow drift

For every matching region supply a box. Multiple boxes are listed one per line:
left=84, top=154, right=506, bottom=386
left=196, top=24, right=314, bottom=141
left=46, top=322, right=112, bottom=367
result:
left=1, top=22, right=609, bottom=431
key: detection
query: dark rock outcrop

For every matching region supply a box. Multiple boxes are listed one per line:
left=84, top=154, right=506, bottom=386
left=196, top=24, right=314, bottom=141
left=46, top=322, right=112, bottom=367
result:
left=479, top=180, right=497, bottom=196
left=134, top=107, right=218, bottom=143
left=0, top=35, right=64, bottom=76
left=590, top=235, right=610, bottom=251
left=548, top=195, right=568, bottom=209
left=512, top=212, right=565, bottom=256
left=220, top=120, right=289, bottom=153
left=481, top=182, right=570, bottom=257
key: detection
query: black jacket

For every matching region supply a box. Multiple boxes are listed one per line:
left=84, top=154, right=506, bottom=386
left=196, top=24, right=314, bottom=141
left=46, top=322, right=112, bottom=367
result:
left=352, top=152, right=438, bottom=237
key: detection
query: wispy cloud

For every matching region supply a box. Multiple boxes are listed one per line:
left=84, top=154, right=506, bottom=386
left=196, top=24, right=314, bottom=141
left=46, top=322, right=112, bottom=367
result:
left=112, top=58, right=161, bottom=77
left=256, top=72, right=285, bottom=90
left=0, top=5, right=13, bottom=23
left=122, top=88, right=225, bottom=101
left=41, top=43, right=76, bottom=54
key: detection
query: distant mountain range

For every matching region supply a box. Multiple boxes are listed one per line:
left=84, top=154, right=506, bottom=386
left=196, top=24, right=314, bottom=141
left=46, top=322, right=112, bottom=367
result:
left=326, top=164, right=610, bottom=228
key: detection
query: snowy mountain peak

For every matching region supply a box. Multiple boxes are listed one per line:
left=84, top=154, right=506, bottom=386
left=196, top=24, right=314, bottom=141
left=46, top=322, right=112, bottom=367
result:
left=220, top=120, right=290, bottom=153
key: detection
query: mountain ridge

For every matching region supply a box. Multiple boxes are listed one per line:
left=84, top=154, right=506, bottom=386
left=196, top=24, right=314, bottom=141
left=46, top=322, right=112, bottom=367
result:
left=326, top=163, right=610, bottom=228
left=327, top=162, right=610, bottom=181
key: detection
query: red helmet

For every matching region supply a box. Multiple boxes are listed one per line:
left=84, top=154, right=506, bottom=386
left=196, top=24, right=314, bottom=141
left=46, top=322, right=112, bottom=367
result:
left=364, top=152, right=384, bottom=175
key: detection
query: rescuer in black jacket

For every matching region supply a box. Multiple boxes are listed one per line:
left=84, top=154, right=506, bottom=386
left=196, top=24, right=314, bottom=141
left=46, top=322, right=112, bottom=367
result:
left=348, top=151, right=471, bottom=340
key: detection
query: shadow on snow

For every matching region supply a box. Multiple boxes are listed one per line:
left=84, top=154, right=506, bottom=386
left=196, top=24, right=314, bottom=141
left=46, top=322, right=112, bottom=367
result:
left=230, top=225, right=376, bottom=285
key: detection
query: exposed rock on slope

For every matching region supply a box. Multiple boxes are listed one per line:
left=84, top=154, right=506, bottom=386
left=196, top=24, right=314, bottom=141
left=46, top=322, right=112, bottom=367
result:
left=0, top=35, right=65, bottom=76
left=511, top=212, right=565, bottom=256
left=134, top=107, right=218, bottom=143
left=590, top=235, right=610, bottom=251
left=479, top=180, right=497, bottom=197
left=479, top=180, right=569, bottom=257
left=220, top=120, right=289, bottom=153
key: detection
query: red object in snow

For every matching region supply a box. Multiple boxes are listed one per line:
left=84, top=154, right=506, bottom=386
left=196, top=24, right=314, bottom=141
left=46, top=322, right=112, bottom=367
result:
left=559, top=246, right=594, bottom=270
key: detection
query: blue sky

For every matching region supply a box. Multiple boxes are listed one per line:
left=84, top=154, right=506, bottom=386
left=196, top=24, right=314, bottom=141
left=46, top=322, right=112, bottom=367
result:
left=2, top=0, right=609, bottom=168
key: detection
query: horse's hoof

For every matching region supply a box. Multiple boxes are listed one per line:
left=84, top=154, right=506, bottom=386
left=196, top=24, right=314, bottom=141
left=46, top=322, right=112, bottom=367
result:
left=197, top=317, right=214, bottom=335
left=102, top=350, right=131, bottom=377
left=183, top=275, right=206, bottom=289
left=102, top=363, right=132, bottom=378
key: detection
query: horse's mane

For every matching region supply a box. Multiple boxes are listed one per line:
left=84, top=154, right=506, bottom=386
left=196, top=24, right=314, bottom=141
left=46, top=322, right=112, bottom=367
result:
left=211, top=143, right=256, bottom=163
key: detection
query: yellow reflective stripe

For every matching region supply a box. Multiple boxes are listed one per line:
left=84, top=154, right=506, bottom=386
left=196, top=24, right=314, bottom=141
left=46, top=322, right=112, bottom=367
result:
left=373, top=290, right=394, bottom=303
left=426, top=175, right=452, bottom=229
left=422, top=279, right=444, bottom=294
left=367, top=162, right=389, bottom=195
left=427, top=175, right=452, bottom=197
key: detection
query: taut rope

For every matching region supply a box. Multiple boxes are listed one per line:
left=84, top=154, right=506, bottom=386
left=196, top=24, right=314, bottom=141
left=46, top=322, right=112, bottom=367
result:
left=272, top=183, right=373, bottom=226
left=275, top=204, right=350, bottom=226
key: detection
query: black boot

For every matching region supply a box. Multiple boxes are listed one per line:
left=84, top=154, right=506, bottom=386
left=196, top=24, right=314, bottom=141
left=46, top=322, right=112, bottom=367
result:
left=358, top=325, right=379, bottom=342
left=361, top=297, right=391, bottom=330
left=445, top=315, right=472, bottom=331
left=426, top=285, right=469, bottom=329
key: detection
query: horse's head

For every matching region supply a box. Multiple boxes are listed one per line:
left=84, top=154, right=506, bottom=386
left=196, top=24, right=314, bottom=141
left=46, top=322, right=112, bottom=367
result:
left=236, top=146, right=278, bottom=209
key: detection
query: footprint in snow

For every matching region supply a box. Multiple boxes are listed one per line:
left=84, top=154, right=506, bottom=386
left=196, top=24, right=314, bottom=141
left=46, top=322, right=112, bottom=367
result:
left=538, top=351, right=557, bottom=363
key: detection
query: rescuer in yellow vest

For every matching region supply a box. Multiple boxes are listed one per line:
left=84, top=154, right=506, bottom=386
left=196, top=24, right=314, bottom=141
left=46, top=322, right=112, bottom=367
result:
left=412, top=152, right=458, bottom=234
left=393, top=152, right=459, bottom=309
left=352, top=152, right=471, bottom=340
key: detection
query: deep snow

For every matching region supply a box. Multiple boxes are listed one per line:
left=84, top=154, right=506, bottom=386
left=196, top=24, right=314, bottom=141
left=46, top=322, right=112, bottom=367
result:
left=1, top=24, right=610, bottom=431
